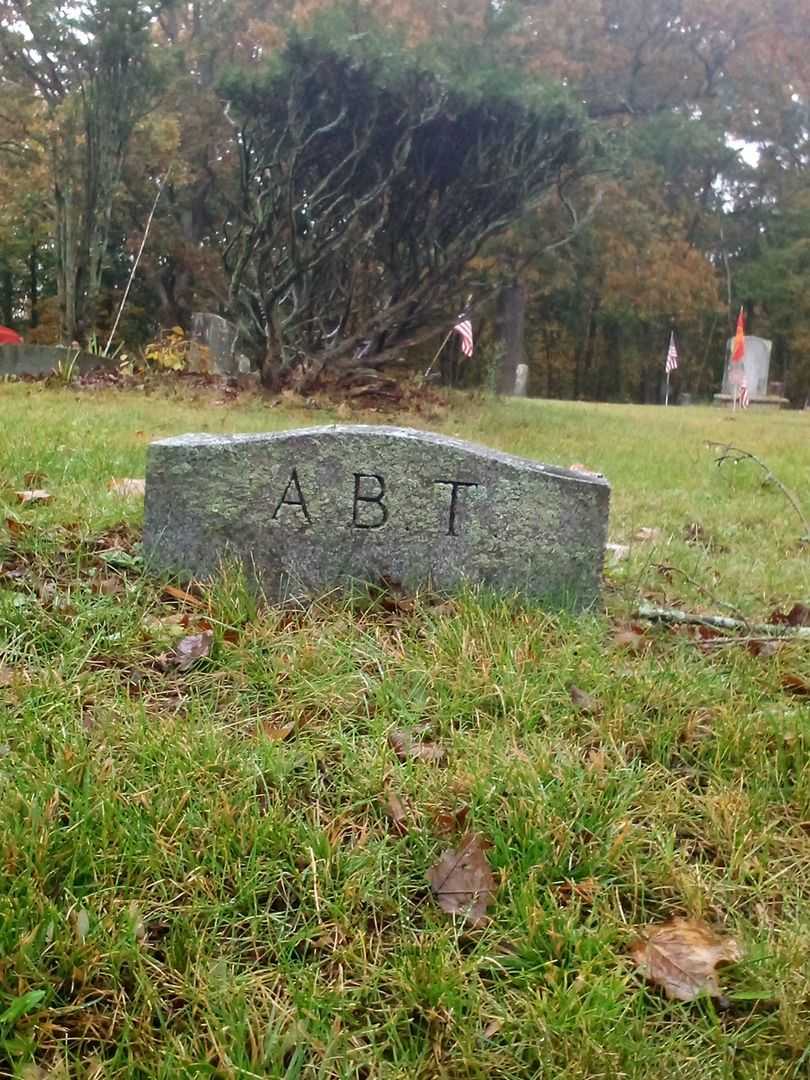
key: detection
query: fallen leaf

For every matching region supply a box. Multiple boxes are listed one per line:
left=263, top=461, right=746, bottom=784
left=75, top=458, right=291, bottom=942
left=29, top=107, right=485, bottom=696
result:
left=630, top=917, right=742, bottom=1002
left=570, top=685, right=599, bottom=714
left=162, top=584, right=206, bottom=608
left=435, top=805, right=470, bottom=835
left=16, top=489, right=51, bottom=505
left=0, top=665, right=16, bottom=687
left=482, top=1019, right=503, bottom=1039
left=92, top=575, right=125, bottom=597
left=632, top=526, right=662, bottom=542
left=168, top=630, right=214, bottom=672
left=613, top=625, right=648, bottom=653
left=585, top=747, right=607, bottom=772
left=108, top=477, right=146, bottom=497
left=389, top=729, right=446, bottom=765
left=427, top=833, right=496, bottom=927
left=747, top=639, right=783, bottom=658
left=782, top=673, right=810, bottom=697
left=605, top=542, right=630, bottom=561
left=5, top=516, right=30, bottom=538
left=384, top=788, right=409, bottom=835
left=261, top=719, right=295, bottom=741
left=769, top=603, right=810, bottom=628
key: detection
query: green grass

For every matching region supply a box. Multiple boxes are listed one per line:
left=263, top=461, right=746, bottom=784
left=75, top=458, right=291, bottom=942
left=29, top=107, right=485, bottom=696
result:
left=1, top=382, right=810, bottom=1078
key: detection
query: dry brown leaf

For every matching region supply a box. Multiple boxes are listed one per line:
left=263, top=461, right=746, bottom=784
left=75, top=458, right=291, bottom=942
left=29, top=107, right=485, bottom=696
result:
left=0, top=664, right=16, bottom=688
left=435, top=805, right=470, bottom=836
left=747, top=639, right=783, bottom=658
left=168, top=630, right=214, bottom=672
left=585, top=747, right=607, bottom=772
left=261, top=720, right=295, bottom=742
left=613, top=626, right=648, bottom=653
left=630, top=917, right=742, bottom=1001
left=16, top=489, right=52, bottom=505
left=384, top=788, right=409, bottom=835
left=389, top=729, right=446, bottom=765
left=569, top=685, right=599, bottom=714
left=769, top=603, right=810, bottom=628
left=92, top=575, right=126, bottom=597
left=108, top=477, right=146, bottom=497
left=427, top=833, right=495, bottom=927
left=782, top=673, right=810, bottom=697
left=482, top=1019, right=503, bottom=1039
left=5, top=516, right=30, bottom=538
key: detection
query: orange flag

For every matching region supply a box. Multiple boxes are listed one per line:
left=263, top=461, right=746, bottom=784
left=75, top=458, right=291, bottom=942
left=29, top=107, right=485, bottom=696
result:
left=731, top=307, right=745, bottom=362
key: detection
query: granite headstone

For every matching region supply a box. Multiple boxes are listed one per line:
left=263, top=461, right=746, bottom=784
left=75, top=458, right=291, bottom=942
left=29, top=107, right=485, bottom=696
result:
left=143, top=426, right=610, bottom=610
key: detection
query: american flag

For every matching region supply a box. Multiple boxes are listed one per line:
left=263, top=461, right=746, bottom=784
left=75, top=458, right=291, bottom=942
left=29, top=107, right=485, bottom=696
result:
left=453, top=318, right=474, bottom=358
left=740, top=379, right=750, bottom=409
left=665, top=331, right=678, bottom=374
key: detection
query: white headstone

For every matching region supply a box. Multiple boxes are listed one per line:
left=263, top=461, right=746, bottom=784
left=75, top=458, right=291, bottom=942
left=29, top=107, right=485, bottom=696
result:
left=722, top=336, right=771, bottom=398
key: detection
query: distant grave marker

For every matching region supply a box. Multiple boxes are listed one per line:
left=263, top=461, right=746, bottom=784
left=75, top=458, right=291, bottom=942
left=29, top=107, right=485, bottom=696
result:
left=143, top=426, right=610, bottom=610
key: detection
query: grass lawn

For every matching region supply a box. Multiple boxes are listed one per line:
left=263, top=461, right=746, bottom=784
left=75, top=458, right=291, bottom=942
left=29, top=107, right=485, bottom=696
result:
left=1, top=382, right=810, bottom=1078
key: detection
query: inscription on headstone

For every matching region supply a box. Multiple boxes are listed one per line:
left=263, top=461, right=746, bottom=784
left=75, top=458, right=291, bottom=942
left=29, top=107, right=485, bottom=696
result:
left=143, top=426, right=610, bottom=610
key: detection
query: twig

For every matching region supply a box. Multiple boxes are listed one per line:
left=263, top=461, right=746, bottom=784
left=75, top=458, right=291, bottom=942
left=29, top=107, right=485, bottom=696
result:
left=655, top=564, right=747, bottom=622
left=706, top=441, right=810, bottom=540
left=637, top=604, right=810, bottom=639
left=104, top=163, right=173, bottom=358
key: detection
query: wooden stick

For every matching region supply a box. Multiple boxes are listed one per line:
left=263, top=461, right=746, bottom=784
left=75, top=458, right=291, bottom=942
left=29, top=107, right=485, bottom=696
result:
left=104, top=163, right=173, bottom=358
left=637, top=603, right=810, bottom=639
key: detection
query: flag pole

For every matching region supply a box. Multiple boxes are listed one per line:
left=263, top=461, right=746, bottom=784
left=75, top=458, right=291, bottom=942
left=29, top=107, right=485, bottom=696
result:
left=665, top=370, right=670, bottom=407
left=424, top=328, right=454, bottom=379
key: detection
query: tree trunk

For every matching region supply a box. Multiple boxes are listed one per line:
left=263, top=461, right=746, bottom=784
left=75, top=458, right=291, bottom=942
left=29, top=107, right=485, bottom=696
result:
left=495, top=279, right=527, bottom=396
left=29, top=245, right=39, bottom=328
left=1, top=265, right=13, bottom=325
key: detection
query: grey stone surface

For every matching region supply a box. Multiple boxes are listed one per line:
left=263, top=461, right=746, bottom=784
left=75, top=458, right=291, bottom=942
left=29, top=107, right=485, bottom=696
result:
left=722, top=335, right=772, bottom=398
left=188, top=313, right=242, bottom=374
left=144, top=426, right=610, bottom=610
left=0, top=344, right=109, bottom=377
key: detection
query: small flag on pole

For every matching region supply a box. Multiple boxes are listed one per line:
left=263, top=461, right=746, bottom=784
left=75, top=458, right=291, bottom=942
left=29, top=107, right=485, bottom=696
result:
left=665, top=331, right=679, bottom=373
left=453, top=318, right=474, bottom=358
left=740, top=379, right=750, bottom=409
left=731, top=307, right=746, bottom=363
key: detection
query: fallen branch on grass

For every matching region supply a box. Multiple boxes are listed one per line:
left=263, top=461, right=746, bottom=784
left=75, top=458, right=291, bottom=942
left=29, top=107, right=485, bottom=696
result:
left=637, top=604, right=810, bottom=639
left=706, top=441, right=810, bottom=540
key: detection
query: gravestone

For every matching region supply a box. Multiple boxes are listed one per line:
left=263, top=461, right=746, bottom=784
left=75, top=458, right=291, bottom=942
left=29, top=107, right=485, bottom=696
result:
left=514, top=363, right=529, bottom=397
left=721, top=335, right=771, bottom=397
left=188, top=313, right=240, bottom=375
left=143, top=426, right=610, bottom=610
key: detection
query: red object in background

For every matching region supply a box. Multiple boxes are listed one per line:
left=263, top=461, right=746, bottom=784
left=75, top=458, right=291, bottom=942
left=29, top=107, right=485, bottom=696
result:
left=0, top=326, right=22, bottom=345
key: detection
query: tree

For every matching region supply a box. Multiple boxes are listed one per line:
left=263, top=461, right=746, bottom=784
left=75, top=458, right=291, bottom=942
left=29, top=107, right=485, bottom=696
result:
left=221, top=30, right=585, bottom=384
left=0, top=0, right=171, bottom=342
